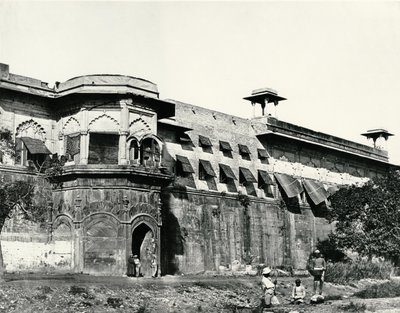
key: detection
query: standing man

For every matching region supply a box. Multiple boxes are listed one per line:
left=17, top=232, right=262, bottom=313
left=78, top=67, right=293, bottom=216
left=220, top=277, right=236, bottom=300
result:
left=133, top=255, right=141, bottom=277
left=151, top=253, right=158, bottom=278
left=312, top=250, right=326, bottom=295
left=127, top=254, right=135, bottom=277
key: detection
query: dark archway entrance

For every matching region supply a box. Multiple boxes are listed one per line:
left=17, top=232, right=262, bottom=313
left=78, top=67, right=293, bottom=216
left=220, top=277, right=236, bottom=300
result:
left=132, top=223, right=156, bottom=277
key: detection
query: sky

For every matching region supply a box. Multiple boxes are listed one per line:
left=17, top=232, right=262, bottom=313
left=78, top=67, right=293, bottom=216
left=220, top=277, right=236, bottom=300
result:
left=1, top=1, right=400, bottom=163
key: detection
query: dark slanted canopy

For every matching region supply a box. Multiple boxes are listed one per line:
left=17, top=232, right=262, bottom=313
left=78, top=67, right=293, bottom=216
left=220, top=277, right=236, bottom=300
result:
left=257, top=149, right=269, bottom=158
left=238, top=144, right=251, bottom=154
left=20, top=137, right=51, bottom=154
left=219, top=163, right=237, bottom=180
left=239, top=167, right=257, bottom=183
left=179, top=133, right=192, bottom=143
left=219, top=141, right=232, bottom=151
left=199, top=135, right=212, bottom=147
left=199, top=159, right=216, bottom=177
left=274, top=173, right=303, bottom=198
left=176, top=155, right=195, bottom=173
left=302, top=179, right=329, bottom=205
left=258, top=170, right=274, bottom=185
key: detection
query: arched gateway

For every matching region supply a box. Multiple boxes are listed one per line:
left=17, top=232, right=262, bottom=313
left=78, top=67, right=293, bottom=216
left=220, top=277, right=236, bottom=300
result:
left=130, top=215, right=159, bottom=277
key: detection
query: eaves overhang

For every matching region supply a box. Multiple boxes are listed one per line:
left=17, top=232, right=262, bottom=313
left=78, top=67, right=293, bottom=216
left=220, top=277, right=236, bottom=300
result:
left=59, top=165, right=173, bottom=182
left=0, top=79, right=55, bottom=98
left=158, top=118, right=193, bottom=132
left=257, top=130, right=393, bottom=165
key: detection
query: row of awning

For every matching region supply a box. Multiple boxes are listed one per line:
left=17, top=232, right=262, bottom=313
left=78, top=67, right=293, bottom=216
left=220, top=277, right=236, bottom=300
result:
left=270, top=173, right=329, bottom=205
left=175, top=155, right=333, bottom=205
left=196, top=136, right=269, bottom=159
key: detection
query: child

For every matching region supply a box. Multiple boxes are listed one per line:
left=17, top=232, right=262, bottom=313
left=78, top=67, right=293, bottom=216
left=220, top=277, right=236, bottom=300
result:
left=291, top=278, right=306, bottom=304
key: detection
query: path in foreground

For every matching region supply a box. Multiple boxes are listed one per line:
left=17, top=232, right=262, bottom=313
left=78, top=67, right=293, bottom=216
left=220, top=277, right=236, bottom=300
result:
left=0, top=273, right=399, bottom=313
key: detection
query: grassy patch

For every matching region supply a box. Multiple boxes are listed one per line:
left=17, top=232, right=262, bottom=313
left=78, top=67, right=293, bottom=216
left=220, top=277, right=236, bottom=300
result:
left=340, top=301, right=367, bottom=312
left=325, top=260, right=393, bottom=284
left=354, top=280, right=400, bottom=299
left=324, top=294, right=342, bottom=301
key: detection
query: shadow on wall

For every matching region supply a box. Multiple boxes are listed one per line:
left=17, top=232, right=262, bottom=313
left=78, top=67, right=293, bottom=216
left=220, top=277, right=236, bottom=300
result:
left=278, top=185, right=302, bottom=214
left=160, top=187, right=186, bottom=275
left=308, top=197, right=329, bottom=218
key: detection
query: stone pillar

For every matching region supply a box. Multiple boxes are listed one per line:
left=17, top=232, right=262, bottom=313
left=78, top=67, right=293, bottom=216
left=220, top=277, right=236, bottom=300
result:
left=73, top=195, right=84, bottom=273
left=79, top=131, right=88, bottom=164
left=119, top=131, right=129, bottom=165
left=79, top=108, right=89, bottom=164
left=119, top=100, right=130, bottom=165
left=157, top=198, right=162, bottom=277
left=122, top=195, right=130, bottom=259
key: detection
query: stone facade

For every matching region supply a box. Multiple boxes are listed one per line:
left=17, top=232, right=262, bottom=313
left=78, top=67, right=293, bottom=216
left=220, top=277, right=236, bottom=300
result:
left=0, top=63, right=394, bottom=275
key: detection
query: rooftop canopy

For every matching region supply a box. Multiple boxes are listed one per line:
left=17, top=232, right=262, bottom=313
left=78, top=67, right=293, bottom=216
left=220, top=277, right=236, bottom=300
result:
left=243, top=87, right=286, bottom=105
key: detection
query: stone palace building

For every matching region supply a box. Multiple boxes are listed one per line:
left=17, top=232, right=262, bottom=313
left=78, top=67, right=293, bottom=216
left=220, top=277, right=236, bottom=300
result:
left=0, top=63, right=395, bottom=276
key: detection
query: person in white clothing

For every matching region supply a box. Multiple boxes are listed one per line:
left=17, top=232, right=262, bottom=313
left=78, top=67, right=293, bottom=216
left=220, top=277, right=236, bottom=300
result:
left=291, top=278, right=306, bottom=304
left=261, top=267, right=276, bottom=308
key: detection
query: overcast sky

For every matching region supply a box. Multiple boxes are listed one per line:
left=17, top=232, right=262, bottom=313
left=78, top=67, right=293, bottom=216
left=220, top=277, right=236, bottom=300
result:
left=1, top=1, right=400, bottom=163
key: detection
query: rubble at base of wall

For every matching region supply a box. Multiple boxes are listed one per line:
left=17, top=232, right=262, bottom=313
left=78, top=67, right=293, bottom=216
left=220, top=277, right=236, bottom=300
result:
left=292, top=269, right=310, bottom=277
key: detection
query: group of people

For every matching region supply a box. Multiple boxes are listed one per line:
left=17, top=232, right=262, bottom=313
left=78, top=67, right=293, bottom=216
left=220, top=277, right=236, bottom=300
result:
left=127, top=254, right=158, bottom=278
left=261, top=249, right=326, bottom=308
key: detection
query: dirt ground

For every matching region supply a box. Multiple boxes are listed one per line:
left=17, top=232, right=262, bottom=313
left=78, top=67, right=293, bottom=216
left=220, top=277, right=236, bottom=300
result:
left=0, top=273, right=399, bottom=313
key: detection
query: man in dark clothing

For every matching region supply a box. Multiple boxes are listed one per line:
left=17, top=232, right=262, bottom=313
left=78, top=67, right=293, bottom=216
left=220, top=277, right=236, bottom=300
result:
left=127, top=254, right=135, bottom=277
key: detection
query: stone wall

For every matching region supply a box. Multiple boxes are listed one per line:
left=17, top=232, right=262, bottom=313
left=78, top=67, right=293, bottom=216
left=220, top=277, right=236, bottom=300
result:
left=0, top=166, right=61, bottom=272
left=162, top=189, right=334, bottom=275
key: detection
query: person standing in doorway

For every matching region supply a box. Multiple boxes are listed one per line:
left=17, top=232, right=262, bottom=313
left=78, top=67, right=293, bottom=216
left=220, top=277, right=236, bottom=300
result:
left=133, top=255, right=141, bottom=277
left=127, top=254, right=135, bottom=277
left=151, top=254, right=158, bottom=278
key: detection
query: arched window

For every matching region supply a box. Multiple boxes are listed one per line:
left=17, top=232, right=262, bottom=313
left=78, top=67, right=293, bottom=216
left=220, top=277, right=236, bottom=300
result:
left=140, top=138, right=160, bottom=166
left=129, top=139, right=139, bottom=164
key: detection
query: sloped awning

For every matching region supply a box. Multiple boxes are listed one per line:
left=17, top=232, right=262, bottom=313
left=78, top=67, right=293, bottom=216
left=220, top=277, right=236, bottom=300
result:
left=239, top=167, right=257, bottom=183
left=219, top=163, right=237, bottom=180
left=199, top=159, right=216, bottom=177
left=238, top=144, right=251, bottom=154
left=219, top=141, right=232, bottom=151
left=199, top=135, right=212, bottom=147
left=179, top=133, right=193, bottom=143
left=258, top=170, right=274, bottom=185
left=20, top=137, right=51, bottom=154
left=302, top=179, right=328, bottom=205
left=274, top=173, right=303, bottom=198
left=175, top=155, right=195, bottom=173
left=257, top=149, right=269, bottom=159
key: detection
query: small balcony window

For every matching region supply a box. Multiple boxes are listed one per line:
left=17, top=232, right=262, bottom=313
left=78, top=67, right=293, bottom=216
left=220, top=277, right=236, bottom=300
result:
left=141, top=137, right=160, bottom=166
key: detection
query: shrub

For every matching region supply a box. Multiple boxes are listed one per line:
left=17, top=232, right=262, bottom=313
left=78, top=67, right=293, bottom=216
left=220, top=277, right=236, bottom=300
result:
left=340, top=301, right=366, bottom=312
left=107, top=297, right=123, bottom=308
left=69, top=285, right=88, bottom=295
left=324, top=260, right=393, bottom=284
left=355, top=280, right=400, bottom=299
